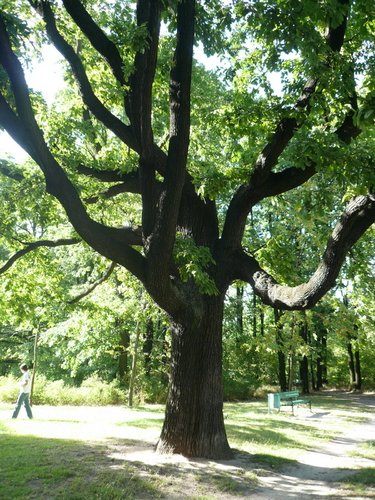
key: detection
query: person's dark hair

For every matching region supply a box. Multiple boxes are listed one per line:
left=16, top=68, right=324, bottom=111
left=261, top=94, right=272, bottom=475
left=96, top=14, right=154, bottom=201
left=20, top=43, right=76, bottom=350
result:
left=20, top=364, right=28, bottom=371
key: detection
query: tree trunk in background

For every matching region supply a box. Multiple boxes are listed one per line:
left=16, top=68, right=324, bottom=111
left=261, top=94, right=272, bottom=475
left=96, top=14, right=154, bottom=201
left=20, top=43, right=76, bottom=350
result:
left=316, top=354, right=323, bottom=390
left=299, top=313, right=309, bottom=394
left=252, top=292, right=257, bottom=337
left=157, top=296, right=232, bottom=459
left=128, top=322, right=140, bottom=407
left=321, top=334, right=328, bottom=384
left=236, top=284, right=244, bottom=343
left=260, top=308, right=264, bottom=336
left=288, top=354, right=294, bottom=390
left=354, top=349, right=362, bottom=391
left=143, top=318, right=154, bottom=376
left=310, top=355, right=316, bottom=391
left=308, top=328, right=317, bottom=390
left=160, top=325, right=170, bottom=386
left=299, top=356, right=309, bottom=394
left=348, top=340, right=362, bottom=391
left=347, top=341, right=356, bottom=388
left=30, top=329, right=39, bottom=406
left=118, top=328, right=130, bottom=383
left=315, top=325, right=328, bottom=389
left=274, top=309, right=287, bottom=391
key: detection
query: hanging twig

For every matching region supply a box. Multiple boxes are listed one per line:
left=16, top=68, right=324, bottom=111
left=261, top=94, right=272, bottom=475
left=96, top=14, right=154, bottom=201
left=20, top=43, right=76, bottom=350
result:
left=68, top=261, right=117, bottom=304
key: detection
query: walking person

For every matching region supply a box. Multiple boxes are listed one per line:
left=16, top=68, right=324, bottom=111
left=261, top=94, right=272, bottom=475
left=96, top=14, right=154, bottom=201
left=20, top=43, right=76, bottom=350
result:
left=12, top=364, right=33, bottom=419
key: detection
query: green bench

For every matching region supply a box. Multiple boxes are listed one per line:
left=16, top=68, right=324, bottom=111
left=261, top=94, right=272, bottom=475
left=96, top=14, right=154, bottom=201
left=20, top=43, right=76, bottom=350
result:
left=268, top=390, right=312, bottom=415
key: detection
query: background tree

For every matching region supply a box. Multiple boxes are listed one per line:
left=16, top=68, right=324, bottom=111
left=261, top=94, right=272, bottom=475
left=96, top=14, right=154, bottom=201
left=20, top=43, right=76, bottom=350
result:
left=0, top=0, right=374, bottom=458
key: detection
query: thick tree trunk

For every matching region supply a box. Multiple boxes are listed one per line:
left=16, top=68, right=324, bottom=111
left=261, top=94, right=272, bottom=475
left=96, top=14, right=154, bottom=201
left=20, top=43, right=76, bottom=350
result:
left=156, top=296, right=232, bottom=459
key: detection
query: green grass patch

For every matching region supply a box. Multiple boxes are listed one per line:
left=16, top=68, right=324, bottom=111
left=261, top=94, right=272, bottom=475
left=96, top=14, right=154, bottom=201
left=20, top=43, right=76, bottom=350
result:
left=340, top=468, right=375, bottom=497
left=118, top=417, right=164, bottom=429
left=350, top=440, right=375, bottom=460
left=223, top=400, right=341, bottom=467
left=0, top=422, right=165, bottom=499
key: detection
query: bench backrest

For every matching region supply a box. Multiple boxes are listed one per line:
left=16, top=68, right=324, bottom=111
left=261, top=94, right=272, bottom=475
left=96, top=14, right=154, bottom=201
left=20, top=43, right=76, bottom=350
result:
left=278, top=391, right=299, bottom=399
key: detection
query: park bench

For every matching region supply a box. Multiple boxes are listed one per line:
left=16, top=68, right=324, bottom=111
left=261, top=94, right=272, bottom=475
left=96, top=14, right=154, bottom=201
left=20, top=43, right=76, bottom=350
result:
left=268, top=390, right=312, bottom=415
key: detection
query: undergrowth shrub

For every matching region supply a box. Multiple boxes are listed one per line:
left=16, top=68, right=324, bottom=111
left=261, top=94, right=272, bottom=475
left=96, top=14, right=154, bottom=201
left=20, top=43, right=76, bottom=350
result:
left=0, top=374, right=125, bottom=406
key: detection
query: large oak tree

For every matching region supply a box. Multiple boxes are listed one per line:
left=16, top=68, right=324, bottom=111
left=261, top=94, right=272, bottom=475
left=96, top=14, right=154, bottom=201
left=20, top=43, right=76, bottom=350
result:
left=0, top=0, right=374, bottom=458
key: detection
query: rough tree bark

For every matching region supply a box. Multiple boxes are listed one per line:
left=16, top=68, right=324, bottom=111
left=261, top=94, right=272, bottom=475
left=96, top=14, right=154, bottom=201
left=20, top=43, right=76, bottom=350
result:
left=156, top=295, right=232, bottom=459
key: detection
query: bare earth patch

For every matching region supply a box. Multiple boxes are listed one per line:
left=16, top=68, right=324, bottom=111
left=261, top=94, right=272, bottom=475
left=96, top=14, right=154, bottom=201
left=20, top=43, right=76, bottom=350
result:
left=1, top=391, right=374, bottom=499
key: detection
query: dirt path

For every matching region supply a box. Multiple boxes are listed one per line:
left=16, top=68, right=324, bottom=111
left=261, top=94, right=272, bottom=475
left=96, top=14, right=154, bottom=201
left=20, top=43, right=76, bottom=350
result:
left=250, top=392, right=375, bottom=499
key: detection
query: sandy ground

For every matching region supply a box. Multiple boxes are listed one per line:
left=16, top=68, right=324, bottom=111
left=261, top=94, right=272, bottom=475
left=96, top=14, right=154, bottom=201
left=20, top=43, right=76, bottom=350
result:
left=1, top=392, right=374, bottom=499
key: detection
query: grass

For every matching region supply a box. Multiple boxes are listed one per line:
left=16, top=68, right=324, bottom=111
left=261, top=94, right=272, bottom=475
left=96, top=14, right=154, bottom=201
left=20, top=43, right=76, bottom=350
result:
left=0, top=423, right=166, bottom=499
left=340, top=440, right=375, bottom=496
left=223, top=397, right=349, bottom=466
left=350, top=440, right=375, bottom=460
left=0, top=392, right=374, bottom=499
left=341, top=468, right=375, bottom=498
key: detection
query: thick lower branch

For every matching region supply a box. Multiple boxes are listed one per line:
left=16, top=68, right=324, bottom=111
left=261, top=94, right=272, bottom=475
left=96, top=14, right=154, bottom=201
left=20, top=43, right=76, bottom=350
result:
left=222, top=163, right=316, bottom=249
left=233, top=194, right=375, bottom=310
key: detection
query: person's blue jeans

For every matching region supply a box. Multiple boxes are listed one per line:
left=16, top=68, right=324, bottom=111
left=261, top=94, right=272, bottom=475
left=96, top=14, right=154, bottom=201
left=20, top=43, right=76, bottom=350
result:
left=12, top=392, right=33, bottom=419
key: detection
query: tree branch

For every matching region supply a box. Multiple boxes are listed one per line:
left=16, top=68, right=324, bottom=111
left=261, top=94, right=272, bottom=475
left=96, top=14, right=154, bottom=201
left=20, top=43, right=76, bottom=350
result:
left=221, top=163, right=317, bottom=251
left=0, top=14, right=146, bottom=280
left=85, top=183, right=139, bottom=203
left=76, top=164, right=135, bottom=183
left=62, top=0, right=126, bottom=86
left=234, top=194, right=375, bottom=309
left=68, top=261, right=117, bottom=304
left=0, top=238, right=80, bottom=275
left=221, top=0, right=351, bottom=250
left=126, top=0, right=161, bottom=154
left=29, top=1, right=138, bottom=152
left=0, top=159, right=24, bottom=181
left=251, top=0, right=351, bottom=180
left=146, top=0, right=195, bottom=290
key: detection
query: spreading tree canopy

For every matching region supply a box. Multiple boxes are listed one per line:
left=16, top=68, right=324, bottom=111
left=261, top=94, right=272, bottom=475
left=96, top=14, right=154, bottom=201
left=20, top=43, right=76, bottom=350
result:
left=0, top=0, right=374, bottom=458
